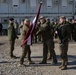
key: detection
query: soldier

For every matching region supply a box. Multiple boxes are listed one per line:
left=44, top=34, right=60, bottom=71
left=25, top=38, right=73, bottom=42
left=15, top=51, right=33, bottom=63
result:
left=57, top=16, right=71, bottom=70
left=46, top=18, right=54, bottom=60
left=8, top=18, right=18, bottom=58
left=36, top=16, right=57, bottom=64
left=19, top=19, right=35, bottom=66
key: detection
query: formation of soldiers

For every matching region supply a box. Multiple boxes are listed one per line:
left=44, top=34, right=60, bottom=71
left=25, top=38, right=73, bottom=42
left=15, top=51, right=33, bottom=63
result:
left=7, top=16, right=76, bottom=70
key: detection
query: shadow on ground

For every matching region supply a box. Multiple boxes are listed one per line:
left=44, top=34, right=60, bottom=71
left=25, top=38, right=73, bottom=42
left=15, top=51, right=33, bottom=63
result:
left=0, top=43, right=5, bottom=46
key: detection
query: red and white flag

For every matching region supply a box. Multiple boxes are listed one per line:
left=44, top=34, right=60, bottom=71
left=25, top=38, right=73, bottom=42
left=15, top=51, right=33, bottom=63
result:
left=21, top=2, right=42, bottom=47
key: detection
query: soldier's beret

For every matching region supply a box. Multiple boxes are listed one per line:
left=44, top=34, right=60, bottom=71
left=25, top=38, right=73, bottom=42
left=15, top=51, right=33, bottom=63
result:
left=60, top=16, right=66, bottom=19
left=9, top=18, right=14, bottom=21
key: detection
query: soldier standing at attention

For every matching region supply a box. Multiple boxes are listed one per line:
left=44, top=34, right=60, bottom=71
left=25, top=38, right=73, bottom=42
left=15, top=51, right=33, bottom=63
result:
left=19, top=19, right=35, bottom=66
left=8, top=18, right=18, bottom=58
left=57, top=16, right=71, bottom=70
left=36, top=16, right=57, bottom=64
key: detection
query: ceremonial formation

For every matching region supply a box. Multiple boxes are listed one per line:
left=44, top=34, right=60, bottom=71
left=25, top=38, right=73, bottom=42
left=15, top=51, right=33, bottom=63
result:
left=1, top=2, right=73, bottom=71
left=0, top=1, right=76, bottom=75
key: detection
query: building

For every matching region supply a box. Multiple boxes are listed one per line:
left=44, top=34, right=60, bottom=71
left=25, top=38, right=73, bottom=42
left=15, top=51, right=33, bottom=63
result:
left=0, top=0, right=75, bottom=32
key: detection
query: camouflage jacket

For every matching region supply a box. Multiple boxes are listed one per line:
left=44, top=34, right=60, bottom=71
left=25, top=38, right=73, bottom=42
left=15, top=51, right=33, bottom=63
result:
left=57, top=22, right=71, bottom=43
left=36, top=22, right=54, bottom=41
left=21, top=24, right=30, bottom=41
left=8, top=23, right=17, bottom=40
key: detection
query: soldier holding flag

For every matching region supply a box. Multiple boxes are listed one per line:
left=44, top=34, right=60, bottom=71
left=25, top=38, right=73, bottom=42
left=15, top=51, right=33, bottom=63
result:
left=19, top=2, right=42, bottom=66
left=19, top=19, right=35, bottom=66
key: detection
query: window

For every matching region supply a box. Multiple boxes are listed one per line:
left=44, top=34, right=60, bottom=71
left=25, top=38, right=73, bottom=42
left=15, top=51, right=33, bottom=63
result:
left=62, top=0, right=67, bottom=7
left=21, top=0, right=26, bottom=3
left=2, top=18, right=8, bottom=24
left=47, top=0, right=52, bottom=8
left=53, top=0, right=59, bottom=4
left=13, top=0, right=19, bottom=7
left=2, top=0, right=7, bottom=3
left=68, top=0, right=73, bottom=4
left=30, top=0, right=36, bottom=7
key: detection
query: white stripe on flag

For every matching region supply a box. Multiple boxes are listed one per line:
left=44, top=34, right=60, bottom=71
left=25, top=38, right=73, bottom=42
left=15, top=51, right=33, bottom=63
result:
left=27, top=17, right=36, bottom=45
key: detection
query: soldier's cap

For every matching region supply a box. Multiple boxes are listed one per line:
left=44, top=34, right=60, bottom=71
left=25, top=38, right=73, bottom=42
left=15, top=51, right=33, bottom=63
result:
left=60, top=16, right=66, bottom=19
left=40, top=16, right=44, bottom=19
left=24, top=19, right=30, bottom=22
left=9, top=18, right=14, bottom=21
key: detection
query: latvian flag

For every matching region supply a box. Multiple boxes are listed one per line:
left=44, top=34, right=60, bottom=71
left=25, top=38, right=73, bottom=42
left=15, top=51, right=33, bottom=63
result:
left=21, top=2, right=42, bottom=47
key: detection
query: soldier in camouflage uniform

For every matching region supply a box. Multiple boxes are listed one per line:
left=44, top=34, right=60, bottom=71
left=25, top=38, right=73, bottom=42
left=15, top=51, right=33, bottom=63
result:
left=46, top=18, right=54, bottom=60
left=8, top=18, right=18, bottom=58
left=36, top=16, right=57, bottom=64
left=57, top=16, right=71, bottom=70
left=19, top=19, right=35, bottom=66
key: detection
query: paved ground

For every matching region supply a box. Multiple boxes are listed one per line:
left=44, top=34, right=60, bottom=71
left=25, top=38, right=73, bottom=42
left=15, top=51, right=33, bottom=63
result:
left=0, top=36, right=76, bottom=75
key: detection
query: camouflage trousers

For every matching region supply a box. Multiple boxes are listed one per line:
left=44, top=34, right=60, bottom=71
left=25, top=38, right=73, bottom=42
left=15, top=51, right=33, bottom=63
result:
left=59, top=42, right=68, bottom=66
left=42, top=39, right=57, bottom=63
left=19, top=45, right=31, bottom=64
left=9, top=39, right=15, bottom=57
left=47, top=39, right=55, bottom=59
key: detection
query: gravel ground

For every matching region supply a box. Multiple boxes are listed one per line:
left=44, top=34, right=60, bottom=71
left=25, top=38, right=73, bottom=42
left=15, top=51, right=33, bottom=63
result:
left=0, top=36, right=76, bottom=75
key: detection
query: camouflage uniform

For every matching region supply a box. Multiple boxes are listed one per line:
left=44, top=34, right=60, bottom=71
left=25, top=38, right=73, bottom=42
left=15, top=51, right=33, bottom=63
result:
left=19, top=20, right=34, bottom=65
left=46, top=19, right=55, bottom=60
left=36, top=21, right=57, bottom=64
left=57, top=21, right=71, bottom=70
left=8, top=22, right=17, bottom=58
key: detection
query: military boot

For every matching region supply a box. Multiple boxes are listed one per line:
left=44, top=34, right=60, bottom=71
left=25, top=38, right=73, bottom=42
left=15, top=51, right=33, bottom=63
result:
left=59, top=60, right=64, bottom=68
left=28, top=60, right=35, bottom=65
left=39, top=59, right=47, bottom=64
left=60, top=60, right=68, bottom=70
left=27, top=53, right=35, bottom=65
left=18, top=63, right=25, bottom=67
left=39, top=61, right=47, bottom=64
left=52, top=56, right=57, bottom=65
left=60, top=65, right=67, bottom=70
left=10, top=51, right=16, bottom=59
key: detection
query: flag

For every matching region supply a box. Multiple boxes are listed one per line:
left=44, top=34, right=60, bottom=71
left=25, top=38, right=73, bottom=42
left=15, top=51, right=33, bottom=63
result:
left=21, top=2, right=42, bottom=47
